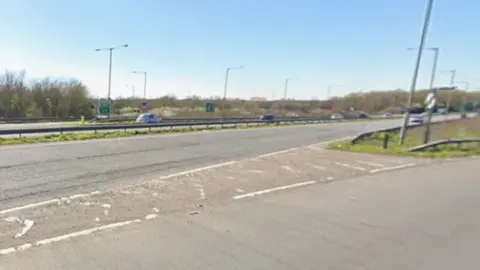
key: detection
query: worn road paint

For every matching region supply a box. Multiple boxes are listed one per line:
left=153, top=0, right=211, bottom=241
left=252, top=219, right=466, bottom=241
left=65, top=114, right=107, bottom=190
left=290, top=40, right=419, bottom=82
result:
left=257, top=148, right=297, bottom=158
left=370, top=163, right=415, bottom=173
left=232, top=181, right=316, bottom=200
left=333, top=162, right=367, bottom=171
left=355, top=160, right=385, bottom=167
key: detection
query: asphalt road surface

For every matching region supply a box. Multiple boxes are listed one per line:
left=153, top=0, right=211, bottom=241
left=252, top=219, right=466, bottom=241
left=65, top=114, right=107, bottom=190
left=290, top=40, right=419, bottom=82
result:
left=0, top=150, right=477, bottom=269
left=0, top=119, right=405, bottom=206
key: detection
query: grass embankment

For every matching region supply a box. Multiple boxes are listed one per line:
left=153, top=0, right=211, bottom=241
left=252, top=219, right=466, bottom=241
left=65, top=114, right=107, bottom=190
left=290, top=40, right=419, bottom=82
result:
left=329, top=117, right=480, bottom=158
left=0, top=121, right=325, bottom=146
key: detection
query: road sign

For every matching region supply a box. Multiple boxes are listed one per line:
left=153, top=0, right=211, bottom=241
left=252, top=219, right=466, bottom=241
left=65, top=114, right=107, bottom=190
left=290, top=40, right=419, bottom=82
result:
left=425, top=92, right=436, bottom=109
left=141, top=102, right=148, bottom=109
left=89, top=104, right=95, bottom=109
left=205, top=102, right=215, bottom=112
left=96, top=100, right=110, bottom=116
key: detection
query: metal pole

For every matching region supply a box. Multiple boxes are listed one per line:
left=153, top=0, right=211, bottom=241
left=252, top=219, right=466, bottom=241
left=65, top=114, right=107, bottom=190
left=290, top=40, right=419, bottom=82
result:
left=223, top=68, right=230, bottom=101
left=398, top=0, right=435, bottom=145
left=107, top=48, right=113, bottom=118
left=283, top=79, right=289, bottom=100
left=423, top=47, right=439, bottom=144
left=446, top=70, right=456, bottom=112
left=96, top=44, right=128, bottom=118
left=143, top=72, right=147, bottom=99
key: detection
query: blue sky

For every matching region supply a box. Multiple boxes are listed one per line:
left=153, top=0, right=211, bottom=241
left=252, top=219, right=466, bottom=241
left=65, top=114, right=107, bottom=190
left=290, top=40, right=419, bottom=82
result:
left=0, top=0, right=478, bottom=100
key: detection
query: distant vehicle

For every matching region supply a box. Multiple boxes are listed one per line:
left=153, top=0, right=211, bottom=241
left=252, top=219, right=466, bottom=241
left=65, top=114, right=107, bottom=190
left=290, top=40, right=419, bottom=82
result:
left=408, top=115, right=424, bottom=125
left=357, top=113, right=370, bottom=119
left=136, top=113, right=162, bottom=124
left=259, top=114, right=276, bottom=122
left=330, top=113, right=344, bottom=120
left=382, top=113, right=393, bottom=118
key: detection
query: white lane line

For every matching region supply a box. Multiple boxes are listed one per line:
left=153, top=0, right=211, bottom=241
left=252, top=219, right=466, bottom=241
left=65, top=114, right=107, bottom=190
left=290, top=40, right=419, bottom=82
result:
left=35, top=219, right=142, bottom=246
left=0, top=199, right=60, bottom=215
left=355, top=160, right=385, bottom=167
left=155, top=161, right=237, bottom=182
left=333, top=162, right=367, bottom=171
left=0, top=190, right=102, bottom=216
left=257, top=148, right=297, bottom=158
left=370, top=163, right=415, bottom=173
left=232, top=181, right=316, bottom=200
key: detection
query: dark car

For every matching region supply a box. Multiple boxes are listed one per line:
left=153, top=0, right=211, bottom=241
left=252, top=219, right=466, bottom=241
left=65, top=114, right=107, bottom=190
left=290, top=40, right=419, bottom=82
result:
left=259, top=114, right=276, bottom=122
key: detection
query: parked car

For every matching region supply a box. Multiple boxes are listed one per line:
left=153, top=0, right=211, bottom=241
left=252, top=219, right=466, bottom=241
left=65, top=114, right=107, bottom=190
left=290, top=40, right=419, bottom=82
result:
left=382, top=113, right=393, bottom=118
left=330, top=113, right=344, bottom=120
left=135, top=113, right=162, bottom=124
left=408, top=114, right=424, bottom=125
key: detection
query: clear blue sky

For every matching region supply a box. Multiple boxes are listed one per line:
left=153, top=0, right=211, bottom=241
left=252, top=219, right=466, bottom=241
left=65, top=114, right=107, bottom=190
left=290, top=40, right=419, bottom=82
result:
left=0, top=0, right=477, bottom=100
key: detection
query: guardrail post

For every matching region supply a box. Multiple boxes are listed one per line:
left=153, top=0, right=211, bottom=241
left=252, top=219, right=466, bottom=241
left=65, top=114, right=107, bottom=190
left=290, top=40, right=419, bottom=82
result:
left=382, top=134, right=390, bottom=149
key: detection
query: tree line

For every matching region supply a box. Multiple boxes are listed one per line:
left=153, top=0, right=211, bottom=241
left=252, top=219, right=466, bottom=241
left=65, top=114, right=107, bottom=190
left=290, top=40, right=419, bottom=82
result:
left=1, top=70, right=478, bottom=118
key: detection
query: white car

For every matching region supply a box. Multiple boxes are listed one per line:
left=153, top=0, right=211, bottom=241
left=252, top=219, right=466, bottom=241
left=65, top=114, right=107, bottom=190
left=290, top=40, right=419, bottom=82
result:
left=135, top=113, right=162, bottom=124
left=408, top=115, right=424, bottom=125
left=330, top=113, right=345, bottom=120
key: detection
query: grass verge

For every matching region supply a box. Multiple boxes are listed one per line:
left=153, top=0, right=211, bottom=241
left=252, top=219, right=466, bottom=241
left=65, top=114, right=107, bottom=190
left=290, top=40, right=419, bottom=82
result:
left=329, top=117, right=480, bottom=158
left=0, top=121, right=332, bottom=146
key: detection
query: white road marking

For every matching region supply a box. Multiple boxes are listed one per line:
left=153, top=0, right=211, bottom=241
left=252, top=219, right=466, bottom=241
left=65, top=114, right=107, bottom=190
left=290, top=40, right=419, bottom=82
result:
left=355, top=160, right=385, bottom=167
left=35, top=219, right=142, bottom=247
left=15, top=219, right=34, bottom=238
left=232, top=181, right=316, bottom=200
left=155, top=161, right=237, bottom=182
left=194, top=184, right=206, bottom=200
left=370, top=163, right=415, bottom=173
left=247, top=170, right=264, bottom=173
left=0, top=199, right=60, bottom=215
left=235, top=188, right=245, bottom=193
left=152, top=208, right=160, bottom=213
left=333, top=162, right=367, bottom=171
left=308, top=164, right=327, bottom=171
left=145, top=214, right=158, bottom=220
left=281, top=166, right=296, bottom=173
left=4, top=217, right=35, bottom=238
left=257, top=148, right=297, bottom=158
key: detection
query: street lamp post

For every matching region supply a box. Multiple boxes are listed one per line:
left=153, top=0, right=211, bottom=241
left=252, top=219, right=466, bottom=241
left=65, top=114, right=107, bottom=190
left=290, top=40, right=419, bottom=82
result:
left=222, top=66, right=244, bottom=112
left=133, top=71, right=147, bottom=99
left=398, top=0, right=435, bottom=145
left=282, top=77, right=299, bottom=115
left=95, top=44, right=128, bottom=118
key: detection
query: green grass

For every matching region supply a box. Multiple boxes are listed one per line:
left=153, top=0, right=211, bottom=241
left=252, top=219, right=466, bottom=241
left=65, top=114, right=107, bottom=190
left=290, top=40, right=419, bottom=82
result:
left=0, top=121, right=330, bottom=146
left=329, top=117, right=480, bottom=158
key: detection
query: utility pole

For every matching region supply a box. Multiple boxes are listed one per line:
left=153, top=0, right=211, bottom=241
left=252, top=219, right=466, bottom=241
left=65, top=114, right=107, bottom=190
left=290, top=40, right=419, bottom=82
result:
left=423, top=47, right=440, bottom=144
left=398, top=0, right=435, bottom=145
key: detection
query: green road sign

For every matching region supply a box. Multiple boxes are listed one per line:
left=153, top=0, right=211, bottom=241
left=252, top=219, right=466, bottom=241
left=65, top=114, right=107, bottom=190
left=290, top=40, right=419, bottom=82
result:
left=205, top=102, right=215, bottom=112
left=97, top=101, right=111, bottom=116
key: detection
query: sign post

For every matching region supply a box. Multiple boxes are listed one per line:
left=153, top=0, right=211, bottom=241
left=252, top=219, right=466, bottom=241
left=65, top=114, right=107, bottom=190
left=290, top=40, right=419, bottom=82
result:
left=96, top=100, right=111, bottom=118
left=205, top=102, right=215, bottom=113
left=423, top=90, right=437, bottom=144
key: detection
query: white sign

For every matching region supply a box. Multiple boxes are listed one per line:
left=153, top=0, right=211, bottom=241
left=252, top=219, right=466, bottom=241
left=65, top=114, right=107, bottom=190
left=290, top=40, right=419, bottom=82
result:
left=425, top=93, right=436, bottom=109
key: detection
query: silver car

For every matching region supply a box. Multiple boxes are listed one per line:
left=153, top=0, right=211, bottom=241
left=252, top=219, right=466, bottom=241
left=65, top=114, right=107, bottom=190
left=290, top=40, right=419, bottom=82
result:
left=135, top=113, right=162, bottom=124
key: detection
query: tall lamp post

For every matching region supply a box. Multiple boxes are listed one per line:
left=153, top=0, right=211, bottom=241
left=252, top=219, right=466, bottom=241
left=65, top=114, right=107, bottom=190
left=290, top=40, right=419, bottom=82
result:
left=222, top=66, right=244, bottom=113
left=398, top=0, right=435, bottom=145
left=95, top=44, right=128, bottom=118
left=133, top=71, right=147, bottom=100
left=283, top=77, right=299, bottom=115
